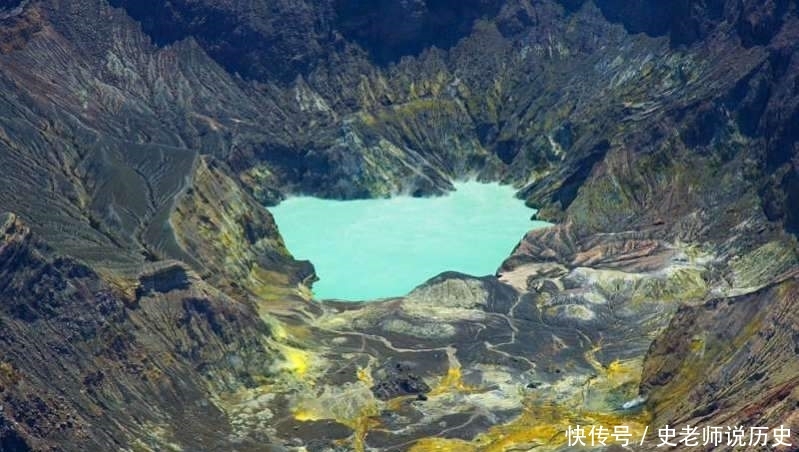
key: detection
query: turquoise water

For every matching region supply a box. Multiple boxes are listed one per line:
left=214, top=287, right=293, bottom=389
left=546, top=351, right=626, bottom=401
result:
left=269, top=182, right=550, bottom=301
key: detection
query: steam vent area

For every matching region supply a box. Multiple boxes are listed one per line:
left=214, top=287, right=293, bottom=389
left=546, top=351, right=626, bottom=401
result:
left=0, top=1, right=798, bottom=451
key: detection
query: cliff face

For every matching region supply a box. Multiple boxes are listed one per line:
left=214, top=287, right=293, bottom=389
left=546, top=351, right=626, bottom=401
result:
left=0, top=0, right=797, bottom=450
left=100, top=0, right=799, bottom=238
left=0, top=214, right=286, bottom=450
left=640, top=270, right=799, bottom=450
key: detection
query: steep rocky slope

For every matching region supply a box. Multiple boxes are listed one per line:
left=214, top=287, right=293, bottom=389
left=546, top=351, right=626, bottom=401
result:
left=640, top=270, right=799, bottom=451
left=0, top=0, right=797, bottom=451
left=0, top=213, right=288, bottom=450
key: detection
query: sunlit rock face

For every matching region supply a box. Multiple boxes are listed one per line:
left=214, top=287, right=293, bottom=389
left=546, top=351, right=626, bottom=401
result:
left=0, top=0, right=797, bottom=450
left=641, top=271, right=799, bottom=446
